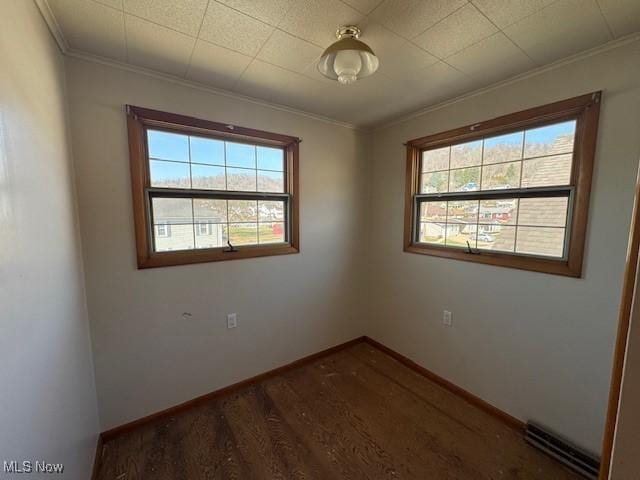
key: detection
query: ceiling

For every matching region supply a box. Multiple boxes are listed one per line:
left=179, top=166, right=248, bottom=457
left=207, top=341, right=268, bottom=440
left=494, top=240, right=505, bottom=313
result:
left=43, top=0, right=640, bottom=128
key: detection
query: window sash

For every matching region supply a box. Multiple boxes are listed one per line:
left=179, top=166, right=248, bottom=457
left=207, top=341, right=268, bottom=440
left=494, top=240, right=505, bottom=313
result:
left=146, top=188, right=291, bottom=252
left=413, top=186, right=574, bottom=261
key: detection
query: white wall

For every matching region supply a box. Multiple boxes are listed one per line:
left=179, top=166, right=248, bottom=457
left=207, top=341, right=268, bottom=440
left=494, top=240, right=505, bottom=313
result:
left=0, top=2, right=99, bottom=478
left=367, top=40, right=640, bottom=454
left=64, top=58, right=370, bottom=429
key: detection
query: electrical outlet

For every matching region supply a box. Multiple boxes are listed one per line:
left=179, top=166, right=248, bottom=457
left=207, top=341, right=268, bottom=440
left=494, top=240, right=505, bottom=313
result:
left=443, top=310, right=452, bottom=326
left=227, top=313, right=237, bottom=329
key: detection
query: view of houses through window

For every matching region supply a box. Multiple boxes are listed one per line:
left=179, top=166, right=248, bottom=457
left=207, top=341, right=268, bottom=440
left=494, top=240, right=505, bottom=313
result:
left=147, top=130, right=287, bottom=252
left=418, top=120, right=576, bottom=258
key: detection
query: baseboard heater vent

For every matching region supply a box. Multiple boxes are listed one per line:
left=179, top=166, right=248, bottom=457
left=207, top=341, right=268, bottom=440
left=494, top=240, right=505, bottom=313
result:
left=525, top=422, right=599, bottom=479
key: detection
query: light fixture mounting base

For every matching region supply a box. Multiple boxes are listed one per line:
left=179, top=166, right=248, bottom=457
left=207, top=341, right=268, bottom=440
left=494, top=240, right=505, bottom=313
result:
left=336, top=25, right=361, bottom=40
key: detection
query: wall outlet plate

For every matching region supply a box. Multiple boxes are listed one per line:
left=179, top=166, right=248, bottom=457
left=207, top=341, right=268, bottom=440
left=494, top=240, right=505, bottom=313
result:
left=227, top=313, right=237, bottom=329
left=443, top=310, right=452, bottom=326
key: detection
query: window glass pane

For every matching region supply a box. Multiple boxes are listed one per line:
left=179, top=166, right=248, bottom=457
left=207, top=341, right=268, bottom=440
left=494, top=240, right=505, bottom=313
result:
left=516, top=227, right=565, bottom=257
left=450, top=140, right=482, bottom=169
left=190, top=136, right=224, bottom=165
left=481, top=161, right=521, bottom=190
left=195, top=223, right=226, bottom=249
left=154, top=224, right=194, bottom=252
left=419, top=222, right=446, bottom=244
left=518, top=197, right=568, bottom=227
left=150, top=160, right=191, bottom=188
left=147, top=130, right=189, bottom=162
left=191, top=164, right=225, bottom=190
left=449, top=167, right=480, bottom=192
left=257, top=170, right=285, bottom=193
left=420, top=201, right=446, bottom=222
left=521, top=154, right=572, bottom=188
left=258, top=200, right=285, bottom=222
left=524, top=120, right=576, bottom=158
left=228, top=223, right=258, bottom=245
left=483, top=131, right=523, bottom=165
left=226, top=167, right=257, bottom=191
left=226, top=142, right=256, bottom=168
left=259, top=222, right=285, bottom=244
left=479, top=199, right=518, bottom=225
left=193, top=199, right=227, bottom=222
left=446, top=200, right=478, bottom=248
left=257, top=146, right=284, bottom=171
left=152, top=197, right=193, bottom=224
left=446, top=224, right=476, bottom=248
left=228, top=200, right=257, bottom=222
left=447, top=200, right=478, bottom=223
left=422, top=147, right=449, bottom=172
left=477, top=225, right=516, bottom=253
left=421, top=171, right=449, bottom=194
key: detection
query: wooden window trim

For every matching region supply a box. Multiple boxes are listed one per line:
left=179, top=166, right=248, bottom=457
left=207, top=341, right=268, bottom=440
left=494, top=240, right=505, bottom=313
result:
left=403, top=92, right=601, bottom=277
left=127, top=105, right=300, bottom=269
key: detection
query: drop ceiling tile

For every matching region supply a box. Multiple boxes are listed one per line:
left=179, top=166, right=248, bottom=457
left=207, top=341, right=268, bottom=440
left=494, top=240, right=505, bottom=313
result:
left=125, top=14, right=195, bottom=76
left=216, top=0, right=294, bottom=26
left=597, top=0, right=640, bottom=37
left=257, top=30, right=323, bottom=73
left=48, top=0, right=126, bottom=60
left=370, top=0, right=468, bottom=40
left=404, top=61, right=474, bottom=98
left=186, top=40, right=253, bottom=90
left=278, top=0, right=364, bottom=47
left=447, top=32, right=535, bottom=84
left=95, top=0, right=123, bottom=9
left=234, top=60, right=294, bottom=100
left=413, top=3, right=498, bottom=58
left=379, top=41, right=439, bottom=79
left=350, top=20, right=438, bottom=79
left=123, top=0, right=208, bottom=36
left=342, top=0, right=385, bottom=15
left=504, top=0, right=613, bottom=64
left=199, top=2, right=274, bottom=56
left=270, top=75, right=334, bottom=113
left=323, top=73, right=396, bottom=120
left=471, top=0, right=556, bottom=29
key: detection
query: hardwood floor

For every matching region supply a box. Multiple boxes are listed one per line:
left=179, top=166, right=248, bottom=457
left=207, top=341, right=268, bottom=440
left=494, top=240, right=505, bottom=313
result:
left=95, top=343, right=581, bottom=479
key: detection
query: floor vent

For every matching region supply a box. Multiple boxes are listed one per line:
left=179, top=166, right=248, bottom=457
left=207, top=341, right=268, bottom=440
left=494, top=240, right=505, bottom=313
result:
left=525, top=422, right=599, bottom=479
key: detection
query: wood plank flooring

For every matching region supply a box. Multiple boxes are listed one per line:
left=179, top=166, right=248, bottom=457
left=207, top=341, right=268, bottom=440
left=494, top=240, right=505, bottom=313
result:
left=95, top=343, right=581, bottom=479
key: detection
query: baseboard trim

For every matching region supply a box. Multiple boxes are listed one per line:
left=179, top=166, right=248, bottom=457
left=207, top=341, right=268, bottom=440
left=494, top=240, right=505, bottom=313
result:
left=92, top=334, right=524, bottom=477
left=100, top=336, right=366, bottom=442
left=362, top=336, right=525, bottom=432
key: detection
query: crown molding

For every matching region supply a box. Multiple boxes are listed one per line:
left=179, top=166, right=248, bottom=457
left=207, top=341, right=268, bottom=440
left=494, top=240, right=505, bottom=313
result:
left=34, top=0, right=640, bottom=134
left=373, top=32, right=640, bottom=132
left=35, top=0, right=68, bottom=54
left=33, top=1, right=361, bottom=132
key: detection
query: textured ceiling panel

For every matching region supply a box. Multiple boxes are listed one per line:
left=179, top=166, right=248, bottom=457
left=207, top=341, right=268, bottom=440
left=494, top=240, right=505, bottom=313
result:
left=199, top=1, right=274, bottom=56
left=44, top=0, right=636, bottom=127
left=123, top=0, right=208, bottom=36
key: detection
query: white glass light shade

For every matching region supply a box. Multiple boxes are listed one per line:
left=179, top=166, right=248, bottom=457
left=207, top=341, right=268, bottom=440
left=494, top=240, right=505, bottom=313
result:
left=318, top=37, right=379, bottom=85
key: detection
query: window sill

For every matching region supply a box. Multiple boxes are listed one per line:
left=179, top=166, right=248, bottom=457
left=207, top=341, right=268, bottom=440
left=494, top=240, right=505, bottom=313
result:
left=138, top=244, right=299, bottom=269
left=403, top=243, right=581, bottom=277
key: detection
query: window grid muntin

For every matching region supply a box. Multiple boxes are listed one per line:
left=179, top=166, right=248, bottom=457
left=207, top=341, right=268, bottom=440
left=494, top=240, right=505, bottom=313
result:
left=414, top=186, right=574, bottom=261
left=147, top=128, right=285, bottom=194
left=416, top=119, right=577, bottom=260
left=148, top=190, right=290, bottom=253
left=145, top=126, right=290, bottom=253
left=419, top=119, right=576, bottom=195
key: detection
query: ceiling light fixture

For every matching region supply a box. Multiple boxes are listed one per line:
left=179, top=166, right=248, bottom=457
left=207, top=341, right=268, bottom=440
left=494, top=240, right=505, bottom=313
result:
left=318, top=26, right=379, bottom=85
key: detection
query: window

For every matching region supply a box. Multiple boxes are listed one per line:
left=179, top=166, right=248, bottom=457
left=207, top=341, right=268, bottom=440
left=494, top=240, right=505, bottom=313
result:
left=127, top=106, right=300, bottom=268
left=156, top=224, right=170, bottom=237
left=404, top=92, right=601, bottom=277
